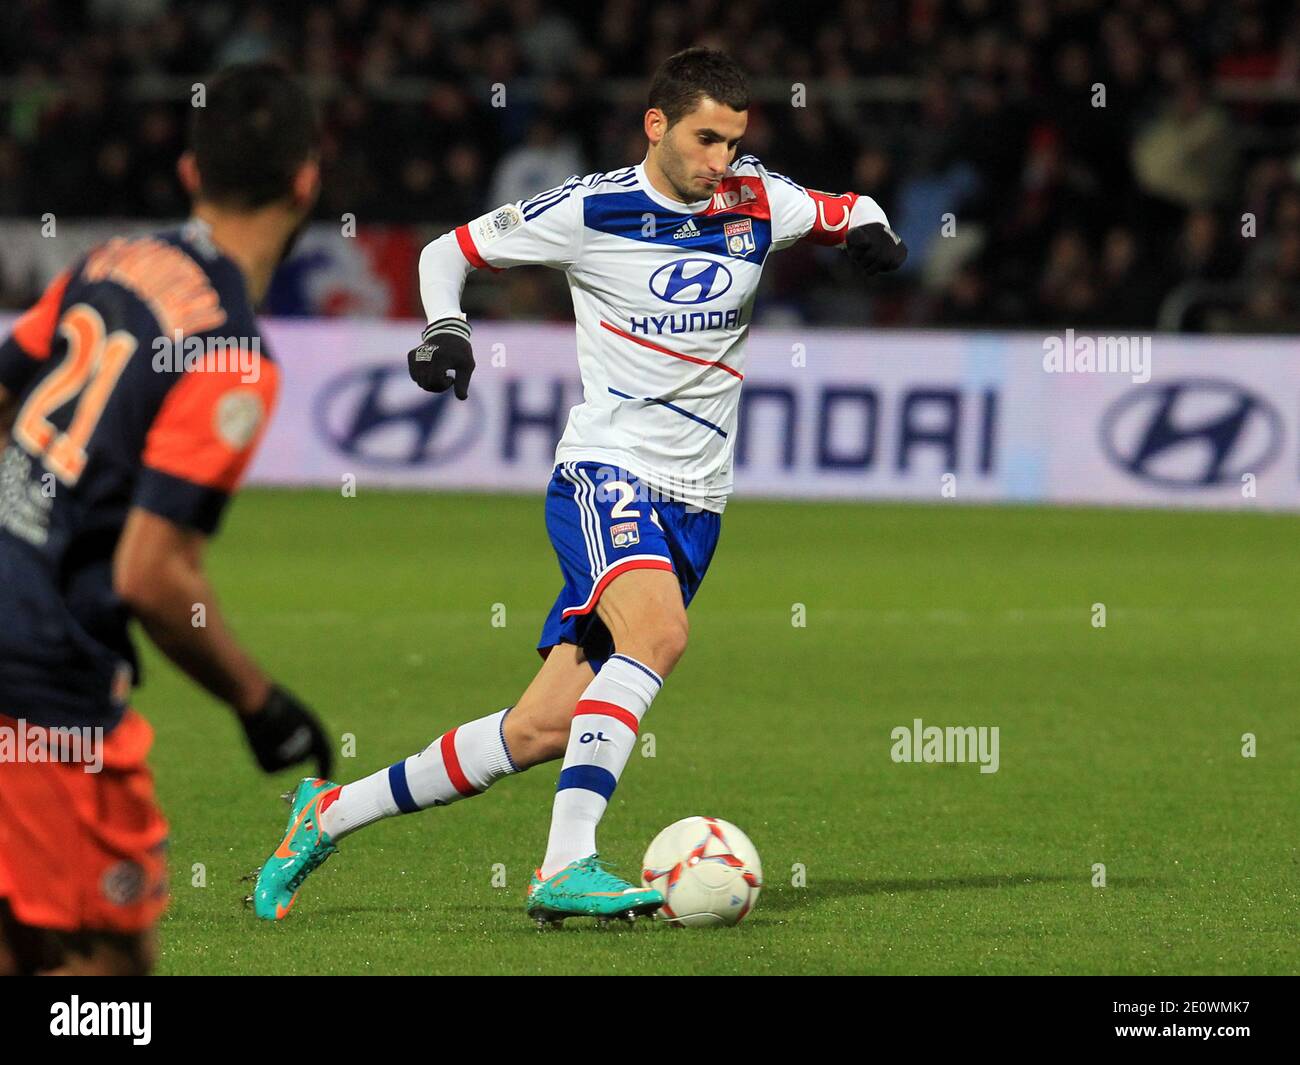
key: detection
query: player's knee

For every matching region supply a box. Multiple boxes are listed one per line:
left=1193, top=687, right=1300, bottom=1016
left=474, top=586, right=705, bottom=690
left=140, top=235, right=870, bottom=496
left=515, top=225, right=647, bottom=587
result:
left=639, top=612, right=689, bottom=675
left=95, top=933, right=155, bottom=976
left=133, top=930, right=158, bottom=975
left=46, top=931, right=154, bottom=975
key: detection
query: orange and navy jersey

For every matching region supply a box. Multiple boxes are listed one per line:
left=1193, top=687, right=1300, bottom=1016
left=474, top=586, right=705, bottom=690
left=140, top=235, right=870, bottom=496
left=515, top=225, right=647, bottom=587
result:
left=0, top=220, right=278, bottom=731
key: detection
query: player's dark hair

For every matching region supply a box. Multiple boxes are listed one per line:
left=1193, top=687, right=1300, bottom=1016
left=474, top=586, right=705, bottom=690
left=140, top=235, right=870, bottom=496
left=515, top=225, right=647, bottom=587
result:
left=648, top=47, right=749, bottom=126
left=189, top=63, right=319, bottom=210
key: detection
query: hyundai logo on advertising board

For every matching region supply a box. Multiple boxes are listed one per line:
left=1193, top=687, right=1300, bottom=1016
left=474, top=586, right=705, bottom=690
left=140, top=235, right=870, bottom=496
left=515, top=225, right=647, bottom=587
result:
left=314, top=365, right=483, bottom=466
left=1101, top=379, right=1283, bottom=488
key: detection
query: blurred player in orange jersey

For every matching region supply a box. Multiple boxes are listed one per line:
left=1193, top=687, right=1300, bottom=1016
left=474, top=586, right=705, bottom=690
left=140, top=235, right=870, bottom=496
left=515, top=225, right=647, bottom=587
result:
left=0, top=63, right=331, bottom=974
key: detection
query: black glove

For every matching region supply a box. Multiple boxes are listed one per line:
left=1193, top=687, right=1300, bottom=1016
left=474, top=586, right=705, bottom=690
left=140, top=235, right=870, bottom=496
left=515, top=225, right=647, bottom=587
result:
left=241, top=685, right=333, bottom=778
left=845, top=222, right=908, bottom=275
left=408, top=317, right=475, bottom=399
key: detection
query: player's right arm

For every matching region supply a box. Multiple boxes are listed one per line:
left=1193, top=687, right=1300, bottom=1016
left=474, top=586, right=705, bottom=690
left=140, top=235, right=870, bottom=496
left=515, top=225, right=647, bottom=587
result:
left=114, top=360, right=332, bottom=777
left=115, top=508, right=269, bottom=712
left=409, top=184, right=584, bottom=397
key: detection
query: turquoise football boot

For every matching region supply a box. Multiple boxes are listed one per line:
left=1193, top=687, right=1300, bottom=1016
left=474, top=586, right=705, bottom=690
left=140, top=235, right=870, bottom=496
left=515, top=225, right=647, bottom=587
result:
left=526, top=854, right=664, bottom=928
left=250, top=777, right=339, bottom=920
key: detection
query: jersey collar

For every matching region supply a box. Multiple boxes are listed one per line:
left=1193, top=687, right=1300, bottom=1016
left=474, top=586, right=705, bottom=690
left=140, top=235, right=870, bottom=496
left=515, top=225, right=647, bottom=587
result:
left=635, top=160, right=712, bottom=215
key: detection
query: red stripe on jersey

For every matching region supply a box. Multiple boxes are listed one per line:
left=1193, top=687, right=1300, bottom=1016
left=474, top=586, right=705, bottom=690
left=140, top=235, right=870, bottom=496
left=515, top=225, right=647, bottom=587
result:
left=574, top=700, right=640, bottom=735
left=805, top=189, right=860, bottom=246
left=12, top=270, right=72, bottom=359
left=141, top=358, right=279, bottom=494
left=600, top=321, right=743, bottom=380
left=700, top=176, right=770, bottom=221
left=440, top=728, right=478, bottom=797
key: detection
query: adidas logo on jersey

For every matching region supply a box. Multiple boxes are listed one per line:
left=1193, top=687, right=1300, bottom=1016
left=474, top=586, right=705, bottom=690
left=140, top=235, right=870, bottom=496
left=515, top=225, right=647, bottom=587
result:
left=672, top=218, right=701, bottom=240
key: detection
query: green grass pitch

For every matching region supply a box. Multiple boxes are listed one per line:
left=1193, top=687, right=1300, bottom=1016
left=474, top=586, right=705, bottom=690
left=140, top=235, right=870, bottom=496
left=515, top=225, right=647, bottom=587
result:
left=145, top=488, right=1298, bottom=975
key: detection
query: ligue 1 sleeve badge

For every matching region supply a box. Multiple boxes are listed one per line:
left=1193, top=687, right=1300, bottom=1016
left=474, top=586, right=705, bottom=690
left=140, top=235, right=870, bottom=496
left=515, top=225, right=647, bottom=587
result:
left=724, top=219, right=756, bottom=257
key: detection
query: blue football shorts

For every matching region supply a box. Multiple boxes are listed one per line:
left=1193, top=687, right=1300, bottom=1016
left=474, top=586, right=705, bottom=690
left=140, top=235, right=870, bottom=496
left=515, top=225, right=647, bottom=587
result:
left=537, top=461, right=722, bottom=669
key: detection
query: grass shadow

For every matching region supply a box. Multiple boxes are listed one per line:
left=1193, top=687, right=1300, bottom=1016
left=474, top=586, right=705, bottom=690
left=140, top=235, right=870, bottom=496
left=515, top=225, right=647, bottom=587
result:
left=757, top=872, right=1170, bottom=912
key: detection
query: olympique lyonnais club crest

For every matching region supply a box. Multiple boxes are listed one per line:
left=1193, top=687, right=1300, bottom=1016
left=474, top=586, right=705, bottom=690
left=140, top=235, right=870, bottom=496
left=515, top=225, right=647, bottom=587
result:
left=724, top=218, right=756, bottom=258
left=611, top=521, right=640, bottom=548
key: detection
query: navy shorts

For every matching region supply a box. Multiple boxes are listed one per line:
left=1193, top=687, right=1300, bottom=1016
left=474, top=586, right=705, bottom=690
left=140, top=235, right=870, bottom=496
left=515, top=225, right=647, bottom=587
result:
left=537, top=462, right=722, bottom=669
left=0, top=535, right=132, bottom=731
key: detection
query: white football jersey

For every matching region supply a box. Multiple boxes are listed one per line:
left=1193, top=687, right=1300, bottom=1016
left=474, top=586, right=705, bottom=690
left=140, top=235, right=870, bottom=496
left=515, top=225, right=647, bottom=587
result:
left=425, top=156, right=890, bottom=512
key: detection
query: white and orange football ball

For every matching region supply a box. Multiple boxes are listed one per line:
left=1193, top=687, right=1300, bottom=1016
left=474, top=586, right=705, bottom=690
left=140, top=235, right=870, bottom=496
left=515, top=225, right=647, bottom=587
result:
left=641, top=816, right=762, bottom=927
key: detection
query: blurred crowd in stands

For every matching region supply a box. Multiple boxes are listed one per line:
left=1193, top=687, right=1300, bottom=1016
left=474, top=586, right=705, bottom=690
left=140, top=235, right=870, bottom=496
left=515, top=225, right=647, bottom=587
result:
left=2, top=0, right=1299, bottom=331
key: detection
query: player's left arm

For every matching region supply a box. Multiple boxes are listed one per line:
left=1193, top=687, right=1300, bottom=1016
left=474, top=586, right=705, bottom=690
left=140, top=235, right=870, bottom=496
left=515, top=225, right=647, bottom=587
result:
left=758, top=162, right=908, bottom=275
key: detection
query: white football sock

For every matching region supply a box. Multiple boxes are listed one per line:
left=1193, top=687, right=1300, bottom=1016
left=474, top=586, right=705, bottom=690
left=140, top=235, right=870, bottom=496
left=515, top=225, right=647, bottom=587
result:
left=319, top=707, right=518, bottom=841
left=540, top=654, right=662, bottom=878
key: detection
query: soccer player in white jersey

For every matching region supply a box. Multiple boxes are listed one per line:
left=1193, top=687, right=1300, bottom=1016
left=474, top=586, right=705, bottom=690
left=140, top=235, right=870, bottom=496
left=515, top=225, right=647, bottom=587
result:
left=253, top=47, right=906, bottom=926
